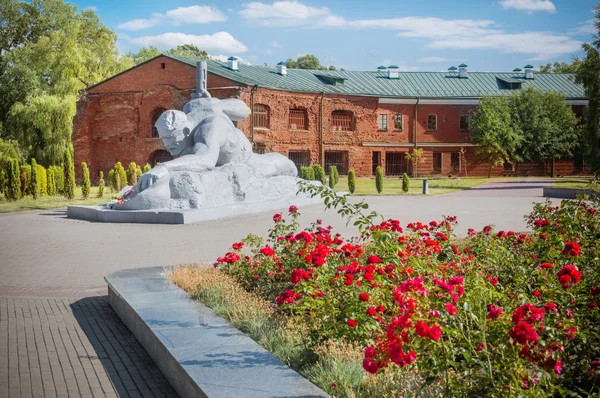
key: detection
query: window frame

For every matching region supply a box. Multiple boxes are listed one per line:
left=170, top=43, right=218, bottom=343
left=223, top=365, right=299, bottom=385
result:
left=331, top=110, right=354, bottom=131
left=393, top=114, right=404, bottom=131
left=459, top=114, right=469, bottom=132
left=433, top=152, right=442, bottom=172
left=253, top=104, right=270, bottom=129
left=289, top=108, right=308, bottom=131
left=427, top=114, right=437, bottom=131
left=378, top=114, right=388, bottom=131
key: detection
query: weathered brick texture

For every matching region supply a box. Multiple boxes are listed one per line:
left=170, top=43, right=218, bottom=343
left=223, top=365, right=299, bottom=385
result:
left=73, top=56, right=588, bottom=180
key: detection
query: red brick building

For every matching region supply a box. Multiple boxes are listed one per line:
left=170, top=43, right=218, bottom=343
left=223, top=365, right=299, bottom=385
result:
left=73, top=55, right=589, bottom=180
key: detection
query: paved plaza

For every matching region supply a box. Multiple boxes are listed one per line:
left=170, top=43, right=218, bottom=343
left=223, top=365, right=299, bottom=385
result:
left=0, top=178, right=558, bottom=397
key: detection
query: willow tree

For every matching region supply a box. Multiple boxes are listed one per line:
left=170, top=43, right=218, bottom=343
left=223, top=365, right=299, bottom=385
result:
left=2, top=0, right=132, bottom=164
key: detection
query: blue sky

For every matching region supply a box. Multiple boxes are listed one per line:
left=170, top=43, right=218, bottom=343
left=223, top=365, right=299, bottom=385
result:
left=77, top=0, right=597, bottom=71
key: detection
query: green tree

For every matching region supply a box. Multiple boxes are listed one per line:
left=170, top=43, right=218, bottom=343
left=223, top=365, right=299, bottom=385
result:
left=37, top=164, right=46, bottom=194
left=469, top=96, right=521, bottom=177
left=49, top=165, right=63, bottom=194
left=81, top=162, right=90, bottom=199
left=375, top=166, right=384, bottom=194
left=30, top=158, right=39, bottom=199
left=511, top=87, right=579, bottom=176
left=286, top=54, right=328, bottom=70
left=328, top=166, right=335, bottom=188
left=5, top=158, right=21, bottom=200
left=347, top=169, right=356, bottom=194
left=143, top=163, right=151, bottom=173
left=402, top=173, right=410, bottom=193
left=304, top=166, right=315, bottom=180
left=168, top=44, right=209, bottom=60
left=539, top=61, right=580, bottom=73
left=20, top=164, right=30, bottom=196
left=97, top=170, right=104, bottom=198
left=63, top=147, right=75, bottom=199
left=108, top=168, right=116, bottom=192
left=1, top=1, right=132, bottom=162
left=576, top=4, right=600, bottom=171
left=404, top=148, right=426, bottom=178
left=126, top=44, right=210, bottom=66
left=126, top=161, right=137, bottom=185
left=136, top=165, right=142, bottom=180
left=46, top=167, right=56, bottom=195
left=125, top=45, right=161, bottom=65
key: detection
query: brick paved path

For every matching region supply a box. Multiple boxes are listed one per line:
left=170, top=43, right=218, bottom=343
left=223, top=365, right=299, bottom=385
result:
left=0, top=292, right=177, bottom=398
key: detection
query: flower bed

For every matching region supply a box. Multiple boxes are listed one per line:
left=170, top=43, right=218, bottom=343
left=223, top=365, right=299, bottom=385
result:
left=206, top=185, right=600, bottom=396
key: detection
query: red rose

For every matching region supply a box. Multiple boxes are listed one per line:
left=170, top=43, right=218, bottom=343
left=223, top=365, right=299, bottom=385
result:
left=532, top=290, right=541, bottom=297
left=259, top=245, right=275, bottom=257
left=232, top=242, right=244, bottom=251
left=343, top=273, right=354, bottom=286
left=273, top=213, right=282, bottom=223
left=366, top=307, right=378, bottom=316
left=428, top=324, right=442, bottom=341
left=288, top=205, right=298, bottom=214
left=444, top=302, right=457, bottom=316
left=487, top=304, right=503, bottom=320
left=557, top=265, right=582, bottom=288
left=366, top=255, right=383, bottom=264
left=510, top=321, right=539, bottom=345
left=562, top=241, right=581, bottom=256
left=359, top=292, right=370, bottom=302
left=540, top=263, right=554, bottom=269
left=347, top=319, right=357, bottom=327
left=592, top=286, right=600, bottom=296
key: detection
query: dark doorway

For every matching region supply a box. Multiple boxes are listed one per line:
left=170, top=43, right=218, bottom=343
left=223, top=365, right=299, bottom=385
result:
left=372, top=151, right=381, bottom=175
left=149, top=150, right=173, bottom=166
left=324, top=151, right=349, bottom=175
left=385, top=152, right=405, bottom=176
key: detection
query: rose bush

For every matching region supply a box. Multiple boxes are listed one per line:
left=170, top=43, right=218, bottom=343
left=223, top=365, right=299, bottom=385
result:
left=214, top=185, right=600, bottom=396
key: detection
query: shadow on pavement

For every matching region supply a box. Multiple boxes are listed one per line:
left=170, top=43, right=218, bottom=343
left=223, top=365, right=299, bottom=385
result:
left=71, top=296, right=178, bottom=397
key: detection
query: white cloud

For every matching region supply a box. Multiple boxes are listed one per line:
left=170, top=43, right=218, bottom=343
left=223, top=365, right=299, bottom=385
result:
left=270, top=41, right=282, bottom=48
left=118, top=14, right=163, bottom=31
left=83, top=5, right=97, bottom=11
left=239, top=1, right=333, bottom=26
left=118, top=6, right=227, bottom=31
left=418, top=57, right=450, bottom=63
left=131, top=32, right=248, bottom=53
left=569, top=19, right=596, bottom=36
left=211, top=54, right=252, bottom=65
left=500, top=0, right=556, bottom=13
left=165, top=6, right=227, bottom=24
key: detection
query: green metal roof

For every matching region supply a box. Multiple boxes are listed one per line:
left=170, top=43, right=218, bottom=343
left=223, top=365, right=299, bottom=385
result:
left=458, top=63, right=468, bottom=68
left=377, top=65, right=387, bottom=70
left=169, top=56, right=586, bottom=100
left=227, top=56, right=238, bottom=60
left=524, top=64, right=534, bottom=69
left=513, top=68, right=522, bottom=72
left=448, top=66, right=458, bottom=71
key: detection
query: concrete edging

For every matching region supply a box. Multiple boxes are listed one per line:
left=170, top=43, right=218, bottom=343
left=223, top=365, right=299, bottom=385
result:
left=543, top=187, right=599, bottom=199
left=105, top=267, right=329, bottom=398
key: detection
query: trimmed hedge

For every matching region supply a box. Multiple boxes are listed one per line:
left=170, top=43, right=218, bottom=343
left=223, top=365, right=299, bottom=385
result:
left=81, top=162, right=90, bottom=199
left=375, top=166, right=383, bottom=194
left=30, top=158, right=39, bottom=199
left=348, top=169, right=356, bottom=194
left=402, top=173, right=410, bottom=193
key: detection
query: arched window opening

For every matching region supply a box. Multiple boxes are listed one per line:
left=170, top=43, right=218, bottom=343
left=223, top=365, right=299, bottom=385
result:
left=253, top=104, right=270, bottom=129
left=151, top=108, right=167, bottom=138
left=149, top=150, right=173, bottom=166
left=331, top=110, right=354, bottom=131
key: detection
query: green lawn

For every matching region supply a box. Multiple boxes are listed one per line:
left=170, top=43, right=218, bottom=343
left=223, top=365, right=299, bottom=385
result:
left=334, top=177, right=495, bottom=196
left=0, top=186, right=113, bottom=214
left=552, top=178, right=598, bottom=190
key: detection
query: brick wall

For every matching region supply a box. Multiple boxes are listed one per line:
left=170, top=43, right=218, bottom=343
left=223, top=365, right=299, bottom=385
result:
left=73, top=56, right=588, bottom=181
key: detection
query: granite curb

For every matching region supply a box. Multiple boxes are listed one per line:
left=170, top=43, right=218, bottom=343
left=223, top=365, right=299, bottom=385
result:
left=105, top=266, right=329, bottom=398
left=543, top=187, right=599, bottom=199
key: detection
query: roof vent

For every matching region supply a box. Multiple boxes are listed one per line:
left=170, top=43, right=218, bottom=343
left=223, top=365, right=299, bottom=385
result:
left=448, top=66, right=458, bottom=77
left=377, top=65, right=387, bottom=73
left=387, top=65, right=399, bottom=79
left=227, top=56, right=238, bottom=71
left=458, top=63, right=468, bottom=78
left=277, top=61, right=287, bottom=76
left=524, top=64, right=534, bottom=79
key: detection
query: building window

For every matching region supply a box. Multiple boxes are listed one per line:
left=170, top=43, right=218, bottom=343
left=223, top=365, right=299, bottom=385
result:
left=253, top=104, right=270, bottom=129
left=460, top=115, right=469, bottom=131
left=288, top=150, right=310, bottom=172
left=378, top=114, right=388, bottom=130
left=254, top=143, right=267, bottom=154
left=324, top=151, right=349, bottom=175
left=504, top=161, right=514, bottom=171
left=331, top=110, right=354, bottom=131
left=289, top=109, right=308, bottom=130
left=149, top=149, right=173, bottom=166
left=451, top=152, right=460, bottom=172
left=372, top=151, right=381, bottom=175
left=393, top=114, right=403, bottom=131
left=433, top=153, right=442, bottom=172
left=161, top=63, right=166, bottom=69
left=151, top=107, right=167, bottom=138
left=574, top=153, right=585, bottom=172
left=385, top=152, right=405, bottom=176
left=427, top=115, right=437, bottom=131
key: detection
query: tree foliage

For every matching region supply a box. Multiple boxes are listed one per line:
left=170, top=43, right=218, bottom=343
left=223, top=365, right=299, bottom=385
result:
left=1, top=0, right=131, bottom=163
left=402, top=173, right=410, bottom=193
left=63, top=147, right=74, bottom=199
left=538, top=61, right=581, bottom=74
left=286, top=54, right=332, bottom=70
left=375, top=166, right=384, bottom=194
left=576, top=4, right=600, bottom=172
left=30, top=158, right=39, bottom=199
left=126, top=44, right=210, bottom=66
left=469, top=96, right=521, bottom=177
left=97, top=170, right=104, bottom=198
left=81, top=161, right=90, bottom=199
left=347, top=169, right=356, bottom=194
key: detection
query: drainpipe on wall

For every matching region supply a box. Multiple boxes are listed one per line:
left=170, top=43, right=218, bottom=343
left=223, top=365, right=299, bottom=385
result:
left=413, top=97, right=420, bottom=178
left=319, top=92, right=325, bottom=166
left=250, top=85, right=259, bottom=145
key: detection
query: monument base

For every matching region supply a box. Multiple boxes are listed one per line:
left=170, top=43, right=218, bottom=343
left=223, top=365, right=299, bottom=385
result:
left=67, top=194, right=324, bottom=224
